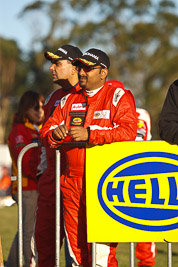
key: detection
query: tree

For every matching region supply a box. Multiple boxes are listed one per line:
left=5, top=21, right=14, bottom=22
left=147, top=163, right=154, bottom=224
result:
left=68, top=0, right=178, bottom=138
left=8, top=0, right=178, bottom=139
left=0, top=38, right=21, bottom=143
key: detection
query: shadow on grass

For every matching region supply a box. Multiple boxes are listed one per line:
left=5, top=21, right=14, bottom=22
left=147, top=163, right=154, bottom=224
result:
left=157, top=248, right=166, bottom=254
left=157, top=248, right=178, bottom=257
left=172, top=251, right=178, bottom=256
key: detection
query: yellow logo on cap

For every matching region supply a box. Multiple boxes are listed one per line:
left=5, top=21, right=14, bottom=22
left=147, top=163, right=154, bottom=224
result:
left=79, top=58, right=95, bottom=66
left=47, top=52, right=62, bottom=59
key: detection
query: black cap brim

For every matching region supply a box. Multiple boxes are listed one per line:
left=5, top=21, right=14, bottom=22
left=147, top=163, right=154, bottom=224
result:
left=72, top=58, right=97, bottom=66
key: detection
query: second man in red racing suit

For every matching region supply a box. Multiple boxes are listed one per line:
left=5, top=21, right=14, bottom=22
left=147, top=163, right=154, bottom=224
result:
left=33, top=85, right=81, bottom=267
left=39, top=48, right=137, bottom=266
left=30, top=44, right=82, bottom=267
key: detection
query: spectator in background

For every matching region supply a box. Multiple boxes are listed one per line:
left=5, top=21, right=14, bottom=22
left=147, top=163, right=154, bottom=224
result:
left=136, top=108, right=157, bottom=267
left=159, top=79, right=178, bottom=144
left=136, top=108, right=152, bottom=141
left=0, top=165, right=11, bottom=197
left=6, top=90, right=44, bottom=267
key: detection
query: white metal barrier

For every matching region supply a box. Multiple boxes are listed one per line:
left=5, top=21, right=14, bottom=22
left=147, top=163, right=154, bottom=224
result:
left=17, top=143, right=40, bottom=267
left=17, top=142, right=173, bottom=267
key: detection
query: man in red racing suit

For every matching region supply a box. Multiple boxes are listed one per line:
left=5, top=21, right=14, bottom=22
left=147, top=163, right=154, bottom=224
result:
left=30, top=45, right=82, bottom=267
left=39, top=48, right=137, bottom=266
left=107, top=81, right=157, bottom=267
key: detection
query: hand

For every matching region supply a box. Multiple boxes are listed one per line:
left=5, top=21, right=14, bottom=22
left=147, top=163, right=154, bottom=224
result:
left=52, top=124, right=68, bottom=140
left=68, top=127, right=88, bottom=141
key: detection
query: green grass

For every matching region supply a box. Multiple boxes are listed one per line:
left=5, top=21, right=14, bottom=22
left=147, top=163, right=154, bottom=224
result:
left=0, top=204, right=178, bottom=266
left=0, top=204, right=18, bottom=263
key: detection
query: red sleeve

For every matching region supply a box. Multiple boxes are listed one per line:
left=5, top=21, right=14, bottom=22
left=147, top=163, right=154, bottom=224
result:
left=89, top=91, right=137, bottom=145
left=8, top=124, right=40, bottom=180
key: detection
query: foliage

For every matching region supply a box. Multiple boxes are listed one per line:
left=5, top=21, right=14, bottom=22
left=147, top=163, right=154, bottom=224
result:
left=1, top=0, right=178, bottom=142
left=0, top=38, right=21, bottom=143
left=0, top=38, right=52, bottom=143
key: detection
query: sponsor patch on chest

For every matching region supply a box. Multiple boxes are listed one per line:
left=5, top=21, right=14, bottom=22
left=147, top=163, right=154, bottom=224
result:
left=15, top=135, right=24, bottom=144
left=93, top=110, right=110, bottom=119
left=113, top=88, right=125, bottom=107
left=15, top=135, right=25, bottom=147
left=70, top=116, right=85, bottom=126
left=71, top=103, right=86, bottom=111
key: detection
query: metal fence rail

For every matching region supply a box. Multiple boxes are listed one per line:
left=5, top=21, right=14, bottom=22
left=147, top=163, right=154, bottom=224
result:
left=17, top=142, right=173, bottom=267
left=55, top=148, right=61, bottom=266
left=17, top=143, right=40, bottom=267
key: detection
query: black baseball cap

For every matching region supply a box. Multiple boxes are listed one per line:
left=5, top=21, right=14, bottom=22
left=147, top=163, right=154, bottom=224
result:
left=72, top=48, right=110, bottom=69
left=44, top=44, right=82, bottom=62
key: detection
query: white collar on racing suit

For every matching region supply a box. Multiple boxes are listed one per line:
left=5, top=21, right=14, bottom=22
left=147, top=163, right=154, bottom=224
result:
left=85, top=85, right=103, bottom=97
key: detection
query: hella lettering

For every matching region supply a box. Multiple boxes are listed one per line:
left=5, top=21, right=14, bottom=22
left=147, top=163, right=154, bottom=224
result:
left=98, top=152, right=178, bottom=231
left=107, top=176, right=178, bottom=206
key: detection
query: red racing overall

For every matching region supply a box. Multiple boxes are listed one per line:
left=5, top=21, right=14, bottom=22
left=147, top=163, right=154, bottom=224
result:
left=39, top=82, right=137, bottom=266
left=33, top=83, right=80, bottom=267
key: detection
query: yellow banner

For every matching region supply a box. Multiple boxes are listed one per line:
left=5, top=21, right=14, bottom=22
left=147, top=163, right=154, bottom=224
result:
left=86, top=141, right=178, bottom=242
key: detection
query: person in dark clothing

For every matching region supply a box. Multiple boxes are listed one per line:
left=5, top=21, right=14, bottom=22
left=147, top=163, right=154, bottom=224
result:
left=159, top=79, right=178, bottom=144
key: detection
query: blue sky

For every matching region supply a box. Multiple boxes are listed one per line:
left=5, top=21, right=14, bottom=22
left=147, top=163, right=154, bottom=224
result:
left=0, top=0, right=33, bottom=52
left=1, top=0, right=177, bottom=53
left=0, top=0, right=52, bottom=53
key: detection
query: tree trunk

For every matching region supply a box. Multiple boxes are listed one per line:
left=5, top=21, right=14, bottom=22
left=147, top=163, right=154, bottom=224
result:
left=0, top=97, right=10, bottom=144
